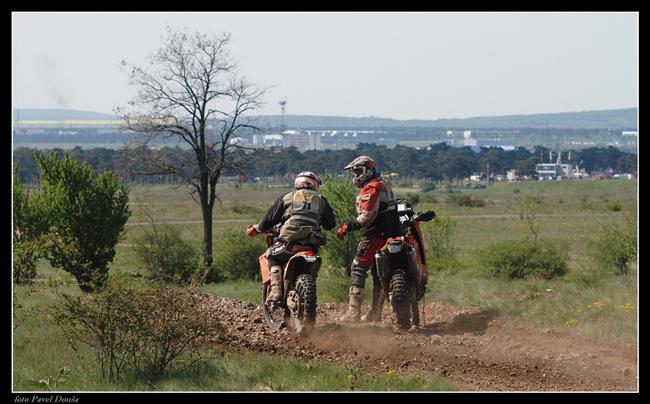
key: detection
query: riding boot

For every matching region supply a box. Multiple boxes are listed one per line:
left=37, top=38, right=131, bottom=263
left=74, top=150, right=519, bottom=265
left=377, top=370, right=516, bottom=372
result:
left=361, top=287, right=384, bottom=322
left=338, top=286, right=363, bottom=322
left=266, top=265, right=283, bottom=303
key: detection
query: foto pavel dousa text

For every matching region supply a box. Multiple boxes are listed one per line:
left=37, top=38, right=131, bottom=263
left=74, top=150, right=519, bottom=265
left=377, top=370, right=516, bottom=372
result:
left=15, top=396, right=79, bottom=403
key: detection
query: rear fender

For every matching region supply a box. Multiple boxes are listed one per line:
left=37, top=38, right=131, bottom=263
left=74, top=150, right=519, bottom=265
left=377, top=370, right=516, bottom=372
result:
left=284, top=252, right=321, bottom=286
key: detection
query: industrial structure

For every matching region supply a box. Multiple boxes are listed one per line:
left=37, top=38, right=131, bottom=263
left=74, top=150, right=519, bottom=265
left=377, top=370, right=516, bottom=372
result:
left=535, top=150, right=574, bottom=180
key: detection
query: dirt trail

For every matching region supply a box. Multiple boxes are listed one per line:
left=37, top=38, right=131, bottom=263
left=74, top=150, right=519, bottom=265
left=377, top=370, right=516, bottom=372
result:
left=199, top=295, right=637, bottom=391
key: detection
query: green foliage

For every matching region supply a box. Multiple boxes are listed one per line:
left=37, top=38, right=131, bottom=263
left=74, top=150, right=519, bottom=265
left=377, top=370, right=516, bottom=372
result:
left=134, top=225, right=201, bottom=285
left=13, top=240, right=39, bottom=285
left=604, top=200, right=622, bottom=212
left=446, top=193, right=486, bottom=207
left=319, top=175, right=361, bottom=274
left=13, top=165, right=41, bottom=284
left=592, top=208, right=637, bottom=274
left=403, top=192, right=437, bottom=207
left=52, top=276, right=224, bottom=382
left=34, top=152, right=131, bottom=292
left=422, top=213, right=459, bottom=272
left=478, top=240, right=568, bottom=280
left=210, top=229, right=267, bottom=282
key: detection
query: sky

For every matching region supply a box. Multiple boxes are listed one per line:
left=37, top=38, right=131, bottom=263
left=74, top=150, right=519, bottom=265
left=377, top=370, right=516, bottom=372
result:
left=12, top=12, right=638, bottom=120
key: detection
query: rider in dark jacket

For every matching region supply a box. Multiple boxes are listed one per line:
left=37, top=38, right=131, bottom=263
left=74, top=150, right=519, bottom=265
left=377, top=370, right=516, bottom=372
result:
left=247, top=171, right=336, bottom=303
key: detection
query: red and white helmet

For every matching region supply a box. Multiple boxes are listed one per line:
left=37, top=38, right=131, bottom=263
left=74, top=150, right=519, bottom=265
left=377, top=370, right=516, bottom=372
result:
left=344, top=155, right=377, bottom=188
left=294, top=171, right=322, bottom=190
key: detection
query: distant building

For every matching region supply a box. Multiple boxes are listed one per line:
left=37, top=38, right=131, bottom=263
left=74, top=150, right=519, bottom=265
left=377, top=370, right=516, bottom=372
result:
left=463, top=131, right=477, bottom=146
left=282, top=130, right=321, bottom=152
left=535, top=163, right=563, bottom=179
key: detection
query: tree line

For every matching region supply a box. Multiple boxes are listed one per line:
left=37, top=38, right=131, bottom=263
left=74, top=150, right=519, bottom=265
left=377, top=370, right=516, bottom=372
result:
left=14, top=143, right=637, bottom=185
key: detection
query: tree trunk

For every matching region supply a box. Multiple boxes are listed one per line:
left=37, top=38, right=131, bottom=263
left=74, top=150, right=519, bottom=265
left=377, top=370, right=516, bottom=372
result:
left=202, top=205, right=213, bottom=268
left=200, top=171, right=213, bottom=269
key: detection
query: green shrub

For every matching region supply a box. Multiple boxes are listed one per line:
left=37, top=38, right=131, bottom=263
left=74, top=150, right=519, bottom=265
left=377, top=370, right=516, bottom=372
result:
left=53, top=277, right=224, bottom=382
left=604, top=200, right=622, bottom=212
left=423, top=213, right=459, bottom=272
left=210, top=229, right=267, bottom=282
left=34, top=152, right=131, bottom=292
left=446, top=193, right=486, bottom=207
left=512, top=188, right=521, bottom=193
left=478, top=240, right=568, bottom=280
left=13, top=240, right=38, bottom=285
left=134, top=225, right=201, bottom=285
left=319, top=175, right=362, bottom=274
left=592, top=213, right=637, bottom=274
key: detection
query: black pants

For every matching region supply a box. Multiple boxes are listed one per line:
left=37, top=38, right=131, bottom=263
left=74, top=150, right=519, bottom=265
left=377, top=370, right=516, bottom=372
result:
left=266, top=241, right=318, bottom=267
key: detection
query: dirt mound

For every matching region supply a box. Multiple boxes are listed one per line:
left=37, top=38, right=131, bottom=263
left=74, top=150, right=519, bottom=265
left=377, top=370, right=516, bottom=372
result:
left=198, top=295, right=637, bottom=391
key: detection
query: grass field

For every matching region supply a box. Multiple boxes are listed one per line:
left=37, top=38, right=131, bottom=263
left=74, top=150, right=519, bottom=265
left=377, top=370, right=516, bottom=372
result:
left=13, top=178, right=638, bottom=391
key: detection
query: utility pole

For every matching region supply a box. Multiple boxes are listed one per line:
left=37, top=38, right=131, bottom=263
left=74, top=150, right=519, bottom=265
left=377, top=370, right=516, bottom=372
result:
left=487, top=161, right=490, bottom=186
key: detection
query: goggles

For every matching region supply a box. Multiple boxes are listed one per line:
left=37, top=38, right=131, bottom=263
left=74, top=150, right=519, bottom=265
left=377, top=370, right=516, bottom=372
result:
left=352, top=166, right=366, bottom=176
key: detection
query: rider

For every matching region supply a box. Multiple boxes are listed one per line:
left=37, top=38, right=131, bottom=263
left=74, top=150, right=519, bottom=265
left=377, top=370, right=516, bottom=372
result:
left=247, top=171, right=336, bottom=303
left=336, top=156, right=402, bottom=322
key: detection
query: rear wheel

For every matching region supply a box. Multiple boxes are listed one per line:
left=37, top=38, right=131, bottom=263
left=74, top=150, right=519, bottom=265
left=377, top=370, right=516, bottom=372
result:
left=389, top=270, right=411, bottom=329
left=295, top=274, right=317, bottom=328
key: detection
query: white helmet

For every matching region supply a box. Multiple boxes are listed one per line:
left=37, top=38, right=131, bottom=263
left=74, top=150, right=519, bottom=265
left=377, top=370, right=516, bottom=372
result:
left=294, top=171, right=322, bottom=190
left=344, top=155, right=377, bottom=189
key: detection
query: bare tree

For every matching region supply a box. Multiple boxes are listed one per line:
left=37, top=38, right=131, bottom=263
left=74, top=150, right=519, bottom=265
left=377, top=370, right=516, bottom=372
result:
left=116, top=26, right=265, bottom=270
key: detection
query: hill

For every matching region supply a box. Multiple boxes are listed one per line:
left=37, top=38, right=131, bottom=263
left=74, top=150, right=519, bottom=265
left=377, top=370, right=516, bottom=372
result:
left=249, top=108, right=637, bottom=130
left=14, top=107, right=637, bottom=129
left=13, top=108, right=118, bottom=121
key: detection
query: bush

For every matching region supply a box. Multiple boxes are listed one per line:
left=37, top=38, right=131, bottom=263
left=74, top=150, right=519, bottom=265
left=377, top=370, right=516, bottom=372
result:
left=53, top=277, right=224, bottom=382
left=423, top=213, right=459, bottom=272
left=592, top=212, right=637, bottom=274
left=478, top=240, right=568, bottom=280
left=403, top=192, right=437, bottom=208
left=13, top=164, right=49, bottom=284
left=604, top=200, right=622, bottom=212
left=319, top=175, right=362, bottom=275
left=210, top=229, right=267, bottom=282
left=34, top=152, right=131, bottom=292
left=134, top=225, right=201, bottom=285
left=13, top=240, right=38, bottom=285
left=446, top=193, right=486, bottom=207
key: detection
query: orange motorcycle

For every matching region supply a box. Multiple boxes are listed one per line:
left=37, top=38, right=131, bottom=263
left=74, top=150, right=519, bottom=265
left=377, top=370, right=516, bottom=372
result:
left=257, top=225, right=322, bottom=332
left=374, top=200, right=435, bottom=329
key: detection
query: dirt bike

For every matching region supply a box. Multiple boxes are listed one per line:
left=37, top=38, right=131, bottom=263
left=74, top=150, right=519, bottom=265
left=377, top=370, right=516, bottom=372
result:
left=374, top=200, right=436, bottom=329
left=257, top=225, right=322, bottom=333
